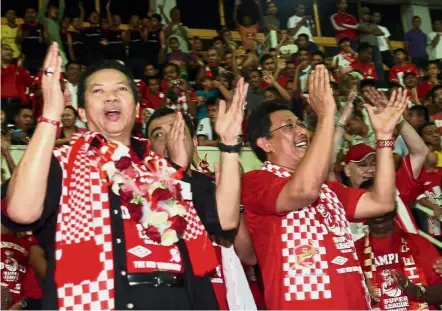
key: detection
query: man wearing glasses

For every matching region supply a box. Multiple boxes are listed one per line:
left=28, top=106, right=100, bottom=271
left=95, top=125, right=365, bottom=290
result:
left=241, top=65, right=407, bottom=310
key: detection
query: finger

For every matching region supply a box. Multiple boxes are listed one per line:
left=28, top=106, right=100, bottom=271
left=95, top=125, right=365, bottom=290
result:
left=313, top=65, right=319, bottom=91
left=302, top=94, right=310, bottom=104
left=214, top=162, right=220, bottom=185
left=362, top=104, right=376, bottom=119
left=387, top=89, right=397, bottom=107
left=178, top=113, right=185, bottom=142
left=42, top=43, right=54, bottom=72
left=169, top=112, right=179, bottom=142
left=54, top=55, right=62, bottom=82
left=324, top=67, right=330, bottom=94
left=218, top=100, right=227, bottom=119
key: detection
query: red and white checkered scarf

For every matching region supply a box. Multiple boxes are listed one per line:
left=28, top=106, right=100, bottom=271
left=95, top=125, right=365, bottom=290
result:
left=53, top=132, right=217, bottom=310
left=361, top=230, right=429, bottom=310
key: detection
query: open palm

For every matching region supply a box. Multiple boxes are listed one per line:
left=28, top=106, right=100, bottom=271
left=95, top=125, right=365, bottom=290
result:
left=215, top=78, right=249, bottom=145
left=363, top=88, right=408, bottom=137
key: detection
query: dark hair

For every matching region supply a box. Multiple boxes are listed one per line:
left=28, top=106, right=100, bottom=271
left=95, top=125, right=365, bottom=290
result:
left=350, top=107, right=364, bottom=120
left=192, top=36, right=202, bottom=41
left=168, top=37, right=179, bottom=43
left=65, top=61, right=81, bottom=70
left=360, top=78, right=377, bottom=90
left=297, top=47, right=308, bottom=54
left=417, top=121, right=435, bottom=137
left=212, top=36, right=224, bottom=44
left=14, top=104, right=33, bottom=118
left=146, top=107, right=196, bottom=138
left=247, top=101, right=291, bottom=162
left=388, top=81, right=403, bottom=90
left=403, top=72, right=417, bottom=80
left=409, top=105, right=430, bottom=122
left=357, top=42, right=372, bottom=53
left=150, top=13, right=162, bottom=22
left=268, top=48, right=277, bottom=52
left=393, top=48, right=408, bottom=55
left=260, top=54, right=273, bottom=65
left=428, top=60, right=440, bottom=68
left=64, top=106, right=80, bottom=119
left=264, top=86, right=280, bottom=98
left=430, top=85, right=442, bottom=100
left=77, top=60, right=139, bottom=108
left=206, top=97, right=218, bottom=107
left=162, top=63, right=180, bottom=76
left=297, top=33, right=309, bottom=41
left=412, top=15, right=421, bottom=20
left=312, top=50, right=325, bottom=59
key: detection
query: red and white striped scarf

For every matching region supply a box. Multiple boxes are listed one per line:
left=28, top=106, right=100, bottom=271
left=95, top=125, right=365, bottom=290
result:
left=361, top=230, right=429, bottom=310
left=53, top=132, right=217, bottom=310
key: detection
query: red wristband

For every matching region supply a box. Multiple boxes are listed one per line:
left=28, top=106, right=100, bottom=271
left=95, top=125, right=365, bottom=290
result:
left=376, top=139, right=395, bottom=148
left=38, top=116, right=60, bottom=127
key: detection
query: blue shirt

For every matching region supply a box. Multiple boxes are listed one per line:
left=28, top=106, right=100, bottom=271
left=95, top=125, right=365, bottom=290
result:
left=404, top=29, right=428, bottom=58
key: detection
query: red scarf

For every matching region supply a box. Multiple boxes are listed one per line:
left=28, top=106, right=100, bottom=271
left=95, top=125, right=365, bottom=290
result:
left=361, top=230, right=429, bottom=310
left=53, top=132, right=218, bottom=310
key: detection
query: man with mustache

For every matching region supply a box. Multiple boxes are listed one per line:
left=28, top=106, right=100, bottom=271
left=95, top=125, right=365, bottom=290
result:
left=242, top=65, right=406, bottom=310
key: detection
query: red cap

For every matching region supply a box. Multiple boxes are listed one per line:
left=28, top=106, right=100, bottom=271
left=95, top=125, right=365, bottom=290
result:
left=345, top=144, right=376, bottom=164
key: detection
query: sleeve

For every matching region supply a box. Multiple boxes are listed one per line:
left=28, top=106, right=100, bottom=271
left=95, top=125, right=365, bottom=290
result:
left=191, top=172, right=235, bottom=241
left=196, top=118, right=211, bottom=138
left=384, top=27, right=391, bottom=38
left=241, top=170, right=290, bottom=215
left=326, top=181, right=368, bottom=221
left=1, top=155, right=62, bottom=232
left=395, top=154, right=425, bottom=205
left=287, top=17, right=295, bottom=29
left=412, top=234, right=442, bottom=286
left=389, top=67, right=397, bottom=82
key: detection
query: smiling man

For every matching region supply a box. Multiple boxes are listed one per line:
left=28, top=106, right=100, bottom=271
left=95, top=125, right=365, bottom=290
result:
left=2, top=43, right=240, bottom=310
left=241, top=65, right=407, bottom=310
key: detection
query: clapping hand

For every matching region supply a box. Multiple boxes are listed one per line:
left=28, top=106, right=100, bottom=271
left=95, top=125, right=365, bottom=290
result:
left=215, top=78, right=249, bottom=145
left=391, top=270, right=424, bottom=299
left=362, top=88, right=408, bottom=139
left=41, top=43, right=64, bottom=121
left=364, top=87, right=389, bottom=113
left=302, top=65, right=336, bottom=118
left=167, top=112, right=189, bottom=169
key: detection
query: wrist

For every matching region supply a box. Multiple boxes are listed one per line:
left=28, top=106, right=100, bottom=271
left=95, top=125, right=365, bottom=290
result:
left=376, top=133, right=394, bottom=140
left=220, top=137, right=240, bottom=146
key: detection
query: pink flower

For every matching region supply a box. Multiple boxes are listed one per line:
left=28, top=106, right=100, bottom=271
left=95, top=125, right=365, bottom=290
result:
left=145, top=226, right=161, bottom=243
left=127, top=202, right=143, bottom=221
left=152, top=188, right=173, bottom=202
left=119, top=189, right=133, bottom=202
left=169, top=216, right=187, bottom=236
left=115, top=156, right=132, bottom=170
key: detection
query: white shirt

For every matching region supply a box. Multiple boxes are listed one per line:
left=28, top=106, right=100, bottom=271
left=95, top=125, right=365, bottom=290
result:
left=427, top=32, right=442, bottom=60
left=287, top=15, right=314, bottom=42
left=196, top=118, right=214, bottom=140
left=299, top=65, right=313, bottom=93
left=377, top=25, right=391, bottom=52
left=279, top=43, right=298, bottom=55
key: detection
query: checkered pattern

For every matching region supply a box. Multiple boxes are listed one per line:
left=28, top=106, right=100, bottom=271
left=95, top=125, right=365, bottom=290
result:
left=262, top=161, right=369, bottom=304
left=183, top=202, right=205, bottom=240
left=54, top=133, right=115, bottom=310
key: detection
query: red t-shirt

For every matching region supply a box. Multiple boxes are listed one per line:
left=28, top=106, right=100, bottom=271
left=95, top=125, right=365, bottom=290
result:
left=350, top=60, right=378, bottom=80
left=417, top=81, right=436, bottom=99
left=142, top=91, right=168, bottom=110
left=355, top=231, right=442, bottom=310
left=1, top=65, right=33, bottom=103
left=388, top=64, right=419, bottom=85
left=416, top=170, right=442, bottom=236
left=1, top=234, right=32, bottom=304
left=394, top=155, right=423, bottom=233
left=331, top=13, right=358, bottom=41
left=242, top=166, right=369, bottom=310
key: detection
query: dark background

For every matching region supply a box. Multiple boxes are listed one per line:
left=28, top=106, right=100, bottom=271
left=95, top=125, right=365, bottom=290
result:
left=2, top=0, right=440, bottom=39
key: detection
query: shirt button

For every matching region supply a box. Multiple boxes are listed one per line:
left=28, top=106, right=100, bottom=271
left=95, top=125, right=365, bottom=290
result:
left=116, top=238, right=122, bottom=244
left=121, top=271, right=126, bottom=276
left=127, top=303, right=134, bottom=309
left=113, top=209, right=118, bottom=215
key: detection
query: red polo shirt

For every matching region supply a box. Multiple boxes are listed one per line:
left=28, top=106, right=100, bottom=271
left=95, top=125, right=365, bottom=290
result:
left=1, top=64, right=33, bottom=103
left=350, top=60, right=378, bottom=80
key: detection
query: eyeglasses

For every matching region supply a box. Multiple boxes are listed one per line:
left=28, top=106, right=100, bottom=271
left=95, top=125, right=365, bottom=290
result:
left=269, top=120, right=306, bottom=133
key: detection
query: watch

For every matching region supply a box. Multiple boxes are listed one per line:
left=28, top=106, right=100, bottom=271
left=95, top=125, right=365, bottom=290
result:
left=217, top=141, right=243, bottom=153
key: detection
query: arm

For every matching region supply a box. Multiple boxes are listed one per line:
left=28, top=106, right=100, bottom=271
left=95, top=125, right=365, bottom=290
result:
left=106, top=0, right=112, bottom=27
left=262, top=70, right=291, bottom=102
left=233, top=0, right=240, bottom=27
left=79, top=1, right=85, bottom=25
left=330, top=14, right=346, bottom=31
left=159, top=4, right=171, bottom=25
left=233, top=216, right=257, bottom=265
left=418, top=197, right=441, bottom=218
left=276, top=66, right=336, bottom=213
left=254, top=0, right=265, bottom=29
left=57, top=0, right=65, bottom=24
left=6, top=44, right=64, bottom=224
left=67, top=33, right=75, bottom=60
left=29, top=244, right=47, bottom=279
left=213, top=78, right=249, bottom=230
left=367, top=87, right=428, bottom=178
left=15, top=26, right=24, bottom=45
left=354, top=89, right=408, bottom=218
left=430, top=33, right=440, bottom=48
left=38, top=0, right=50, bottom=24
left=158, top=30, right=167, bottom=65
left=212, top=80, right=233, bottom=102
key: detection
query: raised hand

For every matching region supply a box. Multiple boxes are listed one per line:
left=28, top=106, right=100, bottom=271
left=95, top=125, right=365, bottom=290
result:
left=364, top=87, right=389, bottom=113
left=363, top=88, right=408, bottom=139
left=303, top=65, right=336, bottom=118
left=167, top=112, right=189, bottom=169
left=262, top=70, right=275, bottom=85
left=41, top=43, right=64, bottom=121
left=215, top=77, right=249, bottom=145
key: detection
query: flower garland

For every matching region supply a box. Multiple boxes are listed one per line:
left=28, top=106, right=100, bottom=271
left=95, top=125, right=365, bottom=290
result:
left=99, top=141, right=188, bottom=246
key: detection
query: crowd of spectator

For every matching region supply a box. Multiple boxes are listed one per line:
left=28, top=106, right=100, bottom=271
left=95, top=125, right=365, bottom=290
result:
left=1, top=0, right=442, bottom=309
